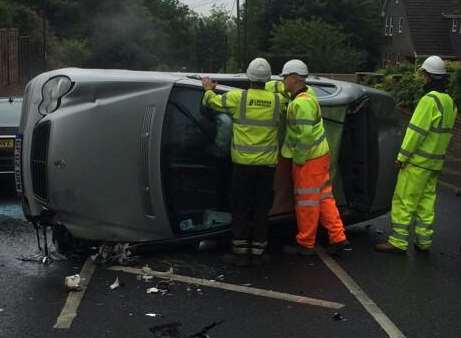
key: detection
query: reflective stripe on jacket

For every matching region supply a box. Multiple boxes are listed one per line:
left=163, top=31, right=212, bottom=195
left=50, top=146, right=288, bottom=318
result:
left=202, top=88, right=287, bottom=166
left=282, top=90, right=329, bottom=164
left=398, top=91, right=458, bottom=171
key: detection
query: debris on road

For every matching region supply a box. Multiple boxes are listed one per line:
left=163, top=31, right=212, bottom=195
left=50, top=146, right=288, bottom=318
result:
left=64, top=274, right=82, bottom=291
left=147, top=287, right=160, bottom=294
left=143, top=275, right=154, bottom=282
left=91, top=243, right=138, bottom=266
left=145, top=313, right=163, bottom=318
left=216, top=274, right=225, bottom=281
left=189, top=320, right=225, bottom=338
left=142, top=265, right=154, bottom=275
left=197, top=240, right=218, bottom=252
left=17, top=248, right=65, bottom=264
left=332, top=312, right=347, bottom=321
left=0, top=308, right=4, bottom=312
left=110, top=276, right=120, bottom=290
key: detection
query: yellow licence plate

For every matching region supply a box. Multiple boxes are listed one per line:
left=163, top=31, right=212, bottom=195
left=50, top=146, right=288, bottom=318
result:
left=0, top=139, right=14, bottom=149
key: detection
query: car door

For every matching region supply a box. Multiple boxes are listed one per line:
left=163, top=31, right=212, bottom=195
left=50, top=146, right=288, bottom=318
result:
left=161, top=85, right=232, bottom=234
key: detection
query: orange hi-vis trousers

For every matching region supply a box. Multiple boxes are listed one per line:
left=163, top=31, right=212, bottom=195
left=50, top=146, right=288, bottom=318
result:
left=292, top=153, right=346, bottom=249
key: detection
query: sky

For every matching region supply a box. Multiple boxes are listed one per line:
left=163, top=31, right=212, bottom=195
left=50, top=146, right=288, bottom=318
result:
left=179, top=0, right=236, bottom=16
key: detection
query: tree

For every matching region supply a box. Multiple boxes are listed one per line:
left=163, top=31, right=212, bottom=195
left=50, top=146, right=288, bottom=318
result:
left=241, top=0, right=382, bottom=71
left=195, top=8, right=232, bottom=72
left=86, top=0, right=166, bottom=69
left=270, top=18, right=366, bottom=73
left=48, top=38, right=90, bottom=68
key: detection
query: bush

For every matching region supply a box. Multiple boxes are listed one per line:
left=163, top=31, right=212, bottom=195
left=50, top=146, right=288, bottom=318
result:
left=449, top=68, right=461, bottom=109
left=374, top=69, right=424, bottom=111
left=375, top=63, right=461, bottom=112
left=270, top=18, right=366, bottom=73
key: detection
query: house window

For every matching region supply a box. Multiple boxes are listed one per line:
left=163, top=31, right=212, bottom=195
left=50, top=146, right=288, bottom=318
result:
left=398, top=17, right=404, bottom=33
left=452, top=19, right=458, bottom=33
left=389, top=16, right=394, bottom=36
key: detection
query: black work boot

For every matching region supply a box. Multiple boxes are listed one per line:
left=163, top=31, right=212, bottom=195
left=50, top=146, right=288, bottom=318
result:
left=414, top=244, right=431, bottom=253
left=283, top=244, right=316, bottom=256
left=251, top=241, right=270, bottom=265
left=375, top=242, right=406, bottom=254
left=328, top=240, right=352, bottom=255
left=223, top=239, right=251, bottom=267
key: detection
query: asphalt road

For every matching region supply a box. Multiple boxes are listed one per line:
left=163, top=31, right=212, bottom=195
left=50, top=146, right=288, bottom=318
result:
left=1, top=177, right=460, bottom=338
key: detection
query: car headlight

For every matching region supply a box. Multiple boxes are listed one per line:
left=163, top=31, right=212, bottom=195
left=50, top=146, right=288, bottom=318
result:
left=39, top=76, right=73, bottom=115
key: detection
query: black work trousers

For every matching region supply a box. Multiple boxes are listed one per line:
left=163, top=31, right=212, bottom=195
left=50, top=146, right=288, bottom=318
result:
left=231, top=164, right=275, bottom=246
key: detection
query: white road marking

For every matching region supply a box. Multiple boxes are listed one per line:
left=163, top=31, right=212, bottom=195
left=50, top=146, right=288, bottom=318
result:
left=109, top=265, right=344, bottom=310
left=54, top=258, right=96, bottom=329
left=317, top=248, right=406, bottom=338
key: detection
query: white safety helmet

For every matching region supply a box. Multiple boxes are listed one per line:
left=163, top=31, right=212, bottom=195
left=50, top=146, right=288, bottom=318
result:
left=246, top=57, right=272, bottom=82
left=420, top=56, right=447, bottom=75
left=280, top=59, right=309, bottom=77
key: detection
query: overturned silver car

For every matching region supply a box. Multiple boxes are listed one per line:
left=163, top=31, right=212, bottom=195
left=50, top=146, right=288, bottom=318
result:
left=16, top=68, right=400, bottom=248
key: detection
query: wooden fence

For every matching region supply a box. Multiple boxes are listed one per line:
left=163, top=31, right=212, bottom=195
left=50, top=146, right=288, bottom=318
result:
left=0, top=28, right=44, bottom=96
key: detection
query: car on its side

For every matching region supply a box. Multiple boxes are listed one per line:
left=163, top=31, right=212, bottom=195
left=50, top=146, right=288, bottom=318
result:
left=1, top=97, right=22, bottom=179
left=16, top=68, right=400, bottom=251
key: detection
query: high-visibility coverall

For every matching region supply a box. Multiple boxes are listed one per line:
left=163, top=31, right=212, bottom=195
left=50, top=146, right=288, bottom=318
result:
left=389, top=90, right=458, bottom=250
left=282, top=89, right=346, bottom=249
left=203, top=88, right=287, bottom=256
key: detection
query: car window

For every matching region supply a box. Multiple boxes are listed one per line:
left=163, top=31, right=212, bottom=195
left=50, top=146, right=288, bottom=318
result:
left=164, top=86, right=232, bottom=161
left=0, top=99, right=22, bottom=127
left=310, top=84, right=337, bottom=97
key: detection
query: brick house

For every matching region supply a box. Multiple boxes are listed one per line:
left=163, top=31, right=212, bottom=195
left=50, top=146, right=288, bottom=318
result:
left=381, top=0, right=461, bottom=65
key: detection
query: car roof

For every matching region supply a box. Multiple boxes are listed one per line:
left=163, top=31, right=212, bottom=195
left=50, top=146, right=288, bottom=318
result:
left=173, top=72, right=371, bottom=106
left=0, top=97, right=23, bottom=127
left=43, top=68, right=187, bottom=84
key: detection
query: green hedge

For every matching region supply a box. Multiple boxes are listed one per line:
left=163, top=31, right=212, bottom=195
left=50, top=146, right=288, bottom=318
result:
left=372, top=63, right=461, bottom=112
left=449, top=67, right=461, bottom=109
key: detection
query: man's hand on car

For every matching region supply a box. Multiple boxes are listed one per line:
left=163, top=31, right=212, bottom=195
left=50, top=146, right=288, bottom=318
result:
left=202, top=78, right=217, bottom=91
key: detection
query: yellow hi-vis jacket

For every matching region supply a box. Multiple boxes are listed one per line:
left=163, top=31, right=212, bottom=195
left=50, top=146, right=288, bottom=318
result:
left=282, top=90, right=329, bottom=165
left=202, top=88, right=287, bottom=166
left=265, top=80, right=317, bottom=100
left=398, top=90, right=458, bottom=171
